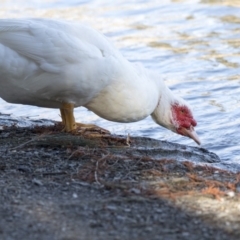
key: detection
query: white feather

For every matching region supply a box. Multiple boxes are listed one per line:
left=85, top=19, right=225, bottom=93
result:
left=0, top=18, right=187, bottom=128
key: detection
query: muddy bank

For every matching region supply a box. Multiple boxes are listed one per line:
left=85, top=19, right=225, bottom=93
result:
left=0, top=124, right=240, bottom=240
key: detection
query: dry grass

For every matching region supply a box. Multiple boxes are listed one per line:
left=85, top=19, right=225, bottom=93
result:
left=64, top=146, right=240, bottom=201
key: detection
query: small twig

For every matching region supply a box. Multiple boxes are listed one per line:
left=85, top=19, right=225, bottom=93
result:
left=95, top=160, right=101, bottom=185
left=10, top=134, right=46, bottom=150
left=94, top=153, right=110, bottom=185
left=126, top=133, right=131, bottom=146
left=68, top=146, right=88, bottom=160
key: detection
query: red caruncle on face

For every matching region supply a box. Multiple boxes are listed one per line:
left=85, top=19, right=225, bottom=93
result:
left=171, top=104, right=197, bottom=129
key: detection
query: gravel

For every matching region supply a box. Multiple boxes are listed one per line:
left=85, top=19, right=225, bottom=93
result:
left=0, top=125, right=239, bottom=240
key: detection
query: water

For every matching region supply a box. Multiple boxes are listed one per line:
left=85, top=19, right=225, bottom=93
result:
left=0, top=0, right=240, bottom=169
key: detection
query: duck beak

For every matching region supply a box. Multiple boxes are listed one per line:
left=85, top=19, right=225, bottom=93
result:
left=180, top=126, right=201, bottom=145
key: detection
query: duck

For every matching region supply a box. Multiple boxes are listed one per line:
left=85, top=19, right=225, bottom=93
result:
left=0, top=18, right=200, bottom=145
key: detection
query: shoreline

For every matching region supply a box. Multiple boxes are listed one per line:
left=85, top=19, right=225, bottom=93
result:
left=0, top=124, right=240, bottom=239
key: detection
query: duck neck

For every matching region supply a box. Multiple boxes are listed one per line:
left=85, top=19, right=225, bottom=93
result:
left=151, top=77, right=176, bottom=130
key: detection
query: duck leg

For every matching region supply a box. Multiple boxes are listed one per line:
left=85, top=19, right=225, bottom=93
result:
left=60, top=103, right=110, bottom=135
left=60, top=103, right=76, bottom=132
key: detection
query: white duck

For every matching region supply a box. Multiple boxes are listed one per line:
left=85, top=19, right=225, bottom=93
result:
left=0, top=18, right=200, bottom=145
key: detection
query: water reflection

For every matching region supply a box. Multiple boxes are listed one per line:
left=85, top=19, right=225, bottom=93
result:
left=201, top=0, right=240, bottom=7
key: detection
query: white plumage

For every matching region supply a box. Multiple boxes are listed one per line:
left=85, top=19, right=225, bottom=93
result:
left=0, top=18, right=200, bottom=144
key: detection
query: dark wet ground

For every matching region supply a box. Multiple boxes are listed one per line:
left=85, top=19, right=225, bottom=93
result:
left=0, top=124, right=240, bottom=240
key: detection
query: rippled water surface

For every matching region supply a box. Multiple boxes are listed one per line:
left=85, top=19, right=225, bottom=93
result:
left=0, top=0, right=240, bottom=168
